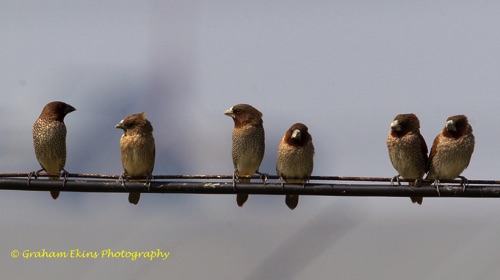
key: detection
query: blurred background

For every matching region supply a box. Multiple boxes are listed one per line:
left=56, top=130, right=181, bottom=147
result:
left=1, top=1, right=500, bottom=279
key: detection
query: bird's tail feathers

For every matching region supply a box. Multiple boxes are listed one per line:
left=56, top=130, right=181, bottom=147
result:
left=50, top=190, right=60, bottom=200
left=49, top=174, right=60, bottom=200
left=129, top=192, right=140, bottom=205
left=285, top=194, right=299, bottom=210
left=236, top=193, right=248, bottom=207
left=410, top=196, right=423, bottom=205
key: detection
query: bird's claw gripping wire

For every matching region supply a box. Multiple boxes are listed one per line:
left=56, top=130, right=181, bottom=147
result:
left=431, top=179, right=441, bottom=197
left=304, top=176, right=311, bottom=187
left=279, top=176, right=285, bottom=191
left=145, top=173, right=154, bottom=192
left=232, top=171, right=239, bottom=191
left=27, top=169, right=44, bottom=186
left=61, top=169, right=69, bottom=187
left=458, top=176, right=468, bottom=193
left=390, top=175, right=402, bottom=186
left=414, top=177, right=423, bottom=188
left=257, top=172, right=269, bottom=185
left=119, top=172, right=129, bottom=190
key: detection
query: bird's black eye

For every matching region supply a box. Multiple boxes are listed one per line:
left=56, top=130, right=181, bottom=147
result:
left=233, top=109, right=241, bottom=114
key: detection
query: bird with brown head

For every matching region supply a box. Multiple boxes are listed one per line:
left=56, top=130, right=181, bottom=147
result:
left=32, top=101, right=76, bottom=200
left=116, top=112, right=156, bottom=205
left=277, top=123, right=314, bottom=210
left=225, top=104, right=265, bottom=207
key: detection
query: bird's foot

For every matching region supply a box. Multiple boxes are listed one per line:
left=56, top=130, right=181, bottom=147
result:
left=414, top=177, right=423, bottom=187
left=145, top=173, right=154, bottom=192
left=257, top=172, right=269, bottom=185
left=232, top=171, right=239, bottom=191
left=302, top=179, right=308, bottom=188
left=391, top=175, right=402, bottom=186
left=278, top=176, right=285, bottom=191
left=27, top=169, right=44, bottom=186
left=119, top=172, right=128, bottom=188
left=61, top=169, right=69, bottom=187
left=431, top=179, right=441, bottom=197
left=458, top=176, right=468, bottom=193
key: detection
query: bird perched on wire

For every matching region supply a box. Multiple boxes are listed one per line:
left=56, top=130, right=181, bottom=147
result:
left=386, top=113, right=428, bottom=205
left=115, top=112, right=156, bottom=205
left=426, top=115, right=475, bottom=193
left=225, top=104, right=265, bottom=207
left=32, top=101, right=76, bottom=200
left=277, top=123, right=314, bottom=210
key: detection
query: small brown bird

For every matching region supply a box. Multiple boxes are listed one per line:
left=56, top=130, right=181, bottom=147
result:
left=386, top=114, right=428, bottom=205
left=277, top=123, right=314, bottom=210
left=115, top=112, right=156, bottom=205
left=426, top=115, right=475, bottom=191
left=225, top=104, right=265, bottom=207
left=32, top=101, right=76, bottom=199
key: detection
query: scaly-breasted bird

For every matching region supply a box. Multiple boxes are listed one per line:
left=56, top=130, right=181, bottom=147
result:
left=115, top=112, right=156, bottom=205
left=426, top=115, right=475, bottom=191
left=33, top=101, right=76, bottom=200
left=225, top=104, right=265, bottom=207
left=277, top=123, right=314, bottom=210
left=386, top=113, right=428, bottom=205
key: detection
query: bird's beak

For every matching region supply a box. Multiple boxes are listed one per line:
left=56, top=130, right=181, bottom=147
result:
left=65, top=105, right=76, bottom=114
left=115, top=120, right=125, bottom=129
left=224, top=107, right=235, bottom=118
left=446, top=120, right=456, bottom=131
left=291, top=129, right=301, bottom=140
left=390, top=120, right=401, bottom=131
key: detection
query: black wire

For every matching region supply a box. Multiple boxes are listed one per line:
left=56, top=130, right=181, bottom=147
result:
left=1, top=175, right=499, bottom=198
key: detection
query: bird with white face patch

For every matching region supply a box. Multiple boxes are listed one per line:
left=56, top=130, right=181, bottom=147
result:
left=224, top=104, right=265, bottom=207
left=386, top=113, right=428, bottom=205
left=277, top=123, right=314, bottom=210
left=426, top=115, right=475, bottom=192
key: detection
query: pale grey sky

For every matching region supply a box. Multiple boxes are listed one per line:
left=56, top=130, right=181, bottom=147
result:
left=1, top=1, right=500, bottom=279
